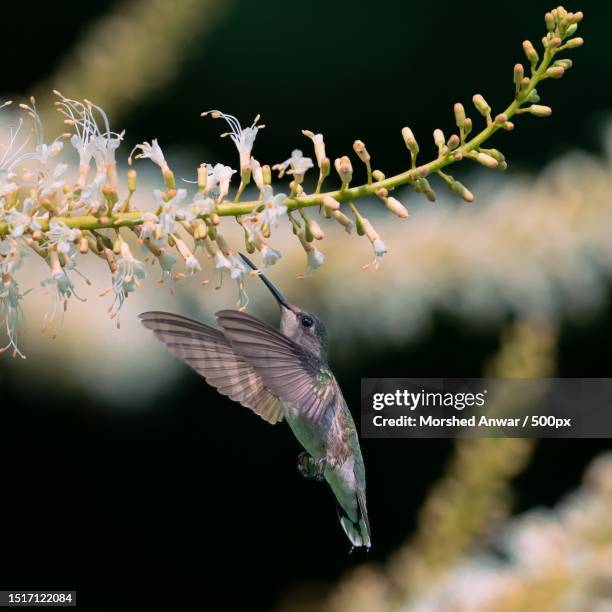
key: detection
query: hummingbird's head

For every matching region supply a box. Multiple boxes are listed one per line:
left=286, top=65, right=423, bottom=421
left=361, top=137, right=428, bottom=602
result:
left=239, top=253, right=330, bottom=360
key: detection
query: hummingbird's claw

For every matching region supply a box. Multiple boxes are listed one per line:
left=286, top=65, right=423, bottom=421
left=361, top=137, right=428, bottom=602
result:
left=297, top=452, right=316, bottom=479
left=314, top=457, right=327, bottom=482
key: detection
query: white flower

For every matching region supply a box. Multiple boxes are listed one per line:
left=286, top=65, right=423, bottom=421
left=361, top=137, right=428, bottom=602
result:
left=129, top=139, right=168, bottom=172
left=372, top=238, right=388, bottom=267
left=273, top=149, right=314, bottom=179
left=75, top=172, right=107, bottom=214
left=203, top=110, right=262, bottom=172
left=157, top=251, right=177, bottom=283
left=109, top=243, right=146, bottom=317
left=214, top=252, right=249, bottom=309
left=45, top=222, right=79, bottom=257
left=0, top=275, right=28, bottom=358
left=261, top=245, right=282, bottom=267
left=185, top=254, right=201, bottom=273
left=206, top=163, right=236, bottom=200
left=56, top=94, right=124, bottom=170
left=152, top=188, right=188, bottom=237
left=191, top=193, right=215, bottom=216
left=260, top=186, right=287, bottom=228
left=40, top=257, right=86, bottom=329
left=305, top=247, right=325, bottom=276
left=5, top=198, right=48, bottom=237
left=35, top=140, right=63, bottom=165
left=38, top=162, right=67, bottom=198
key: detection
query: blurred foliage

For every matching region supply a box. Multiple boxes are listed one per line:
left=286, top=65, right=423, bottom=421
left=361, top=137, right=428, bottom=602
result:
left=34, top=0, right=231, bottom=133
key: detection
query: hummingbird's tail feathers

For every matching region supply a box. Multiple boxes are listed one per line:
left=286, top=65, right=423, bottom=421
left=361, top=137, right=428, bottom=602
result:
left=139, top=311, right=284, bottom=424
left=216, top=309, right=336, bottom=423
left=336, top=503, right=371, bottom=549
left=355, top=486, right=371, bottom=547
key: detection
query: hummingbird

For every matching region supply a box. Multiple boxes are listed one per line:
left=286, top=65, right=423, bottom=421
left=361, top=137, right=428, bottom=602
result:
left=139, top=254, right=371, bottom=549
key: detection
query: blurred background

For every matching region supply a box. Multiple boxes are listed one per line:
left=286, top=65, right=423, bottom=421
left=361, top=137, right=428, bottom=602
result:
left=1, top=1, right=612, bottom=610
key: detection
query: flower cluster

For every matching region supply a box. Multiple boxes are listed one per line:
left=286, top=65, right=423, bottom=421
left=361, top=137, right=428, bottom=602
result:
left=0, top=6, right=583, bottom=357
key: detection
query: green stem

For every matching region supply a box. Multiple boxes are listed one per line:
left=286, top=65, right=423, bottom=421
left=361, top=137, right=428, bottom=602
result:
left=0, top=50, right=555, bottom=237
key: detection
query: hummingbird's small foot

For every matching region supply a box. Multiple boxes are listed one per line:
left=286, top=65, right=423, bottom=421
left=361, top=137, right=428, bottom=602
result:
left=297, top=452, right=317, bottom=479
left=297, top=453, right=327, bottom=481
left=314, top=457, right=327, bottom=482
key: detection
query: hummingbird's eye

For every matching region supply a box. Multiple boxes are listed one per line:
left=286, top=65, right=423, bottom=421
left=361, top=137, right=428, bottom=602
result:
left=301, top=315, right=314, bottom=328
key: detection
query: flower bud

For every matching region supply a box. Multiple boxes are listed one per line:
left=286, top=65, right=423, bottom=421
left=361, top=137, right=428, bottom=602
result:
left=331, top=210, right=353, bottom=233
left=522, top=40, right=539, bottom=66
left=545, top=11, right=555, bottom=31
left=385, top=196, right=409, bottom=218
left=463, top=118, right=473, bottom=136
left=433, top=128, right=445, bottom=149
left=528, top=105, right=552, bottom=117
left=451, top=180, right=474, bottom=202
left=322, top=195, right=340, bottom=211
left=401, top=127, right=419, bottom=156
left=164, top=169, right=176, bottom=191
left=526, top=89, right=540, bottom=103
left=564, top=37, right=583, bottom=48
left=513, top=64, right=524, bottom=89
left=553, top=59, right=573, bottom=70
left=565, top=24, right=578, bottom=37
left=255, top=164, right=269, bottom=186
left=454, top=103, right=465, bottom=129
left=334, top=156, right=353, bottom=185
left=447, top=134, right=460, bottom=150
left=127, top=169, right=137, bottom=192
left=546, top=66, right=565, bottom=79
left=475, top=152, right=499, bottom=169
left=352, top=140, right=370, bottom=163
left=472, top=94, right=491, bottom=117
left=372, top=170, right=386, bottom=181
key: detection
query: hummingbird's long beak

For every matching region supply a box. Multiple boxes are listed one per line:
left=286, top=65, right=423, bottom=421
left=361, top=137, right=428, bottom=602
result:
left=239, top=253, right=293, bottom=310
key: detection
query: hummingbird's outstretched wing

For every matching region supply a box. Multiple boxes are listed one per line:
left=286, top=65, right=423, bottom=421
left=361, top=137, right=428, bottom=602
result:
left=216, top=310, right=336, bottom=423
left=139, top=311, right=284, bottom=424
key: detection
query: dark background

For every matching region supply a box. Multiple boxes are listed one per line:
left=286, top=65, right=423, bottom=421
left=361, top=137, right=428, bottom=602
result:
left=1, top=1, right=610, bottom=610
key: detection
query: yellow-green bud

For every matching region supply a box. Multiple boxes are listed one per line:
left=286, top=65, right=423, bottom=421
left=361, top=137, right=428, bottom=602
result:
left=522, top=40, right=539, bottom=66
left=451, top=180, right=474, bottom=202
left=475, top=152, right=498, bottom=169
left=546, top=66, right=565, bottom=79
left=545, top=11, right=555, bottom=31
left=372, top=170, right=386, bottom=181
left=262, top=164, right=272, bottom=185
left=454, top=103, right=465, bottom=129
left=322, top=195, right=340, bottom=211
left=320, top=157, right=331, bottom=178
left=565, top=24, right=578, bottom=37
left=513, top=63, right=524, bottom=89
left=528, top=105, right=552, bottom=117
left=463, top=117, right=473, bottom=136
left=385, top=196, right=409, bottom=218
left=127, top=169, right=137, bottom=192
left=472, top=94, right=491, bottom=117
left=331, top=210, right=353, bottom=233
left=565, top=37, right=584, bottom=48
left=163, top=170, right=176, bottom=191
left=447, top=134, right=460, bottom=150
left=433, top=128, right=445, bottom=149
left=197, top=164, right=207, bottom=191
left=401, top=127, right=419, bottom=156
